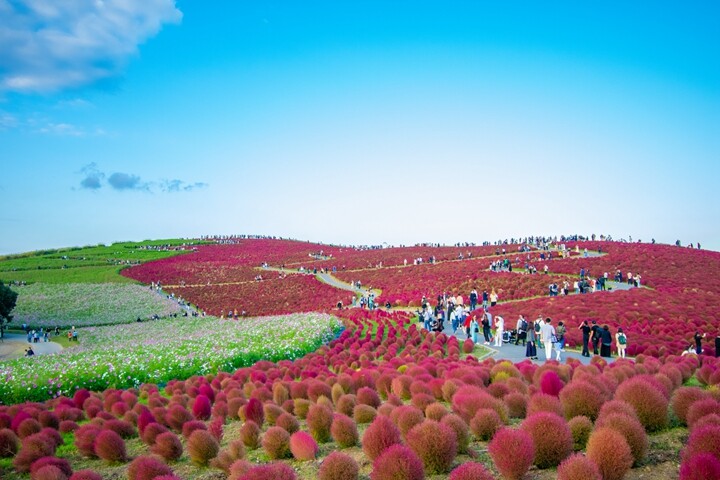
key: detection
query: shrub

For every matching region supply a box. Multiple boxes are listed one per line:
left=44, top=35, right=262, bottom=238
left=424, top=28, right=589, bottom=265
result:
left=74, top=424, right=101, bottom=457
left=187, top=429, right=220, bottom=465
left=29, top=457, right=73, bottom=478
left=126, top=456, right=173, bottom=480
left=405, top=419, right=457, bottom=474
left=290, top=430, right=318, bottom=461
left=232, top=462, right=297, bottom=480
left=240, top=420, right=260, bottom=449
left=559, top=381, right=602, bottom=420
left=103, top=419, right=136, bottom=439
left=93, top=429, right=127, bottom=463
left=151, top=431, right=183, bottom=461
left=142, top=422, right=170, bottom=446
left=504, top=391, right=528, bottom=419
left=448, top=462, right=495, bottom=480
left=243, top=398, right=265, bottom=426
left=40, top=428, right=63, bottom=449
left=307, top=404, right=333, bottom=443
left=18, top=418, right=42, bottom=439
left=682, top=424, right=720, bottom=461
left=261, top=426, right=291, bottom=460
left=567, top=415, right=593, bottom=451
left=425, top=402, right=448, bottom=421
left=293, top=399, right=311, bottom=419
left=13, top=433, right=56, bottom=473
left=264, top=403, right=285, bottom=425
left=586, top=427, right=634, bottom=480
left=353, top=404, right=377, bottom=424
left=30, top=465, right=68, bottom=480
left=687, top=399, right=720, bottom=428
left=539, top=370, right=564, bottom=396
left=58, top=421, right=78, bottom=434
left=0, top=428, right=20, bottom=457
left=452, top=387, right=509, bottom=423
left=391, top=405, right=425, bottom=436
left=370, top=444, right=424, bottom=480
left=488, top=427, right=534, bottom=480
left=614, top=377, right=669, bottom=432
left=38, top=411, right=60, bottom=430
left=68, top=471, right=102, bottom=480
left=331, top=414, right=359, bottom=448
left=336, top=394, right=357, bottom=417
left=441, top=414, right=470, bottom=454
left=192, top=395, right=212, bottom=421
left=357, top=387, right=382, bottom=408
left=520, top=412, right=573, bottom=468
left=527, top=392, right=564, bottom=418
left=597, top=399, right=639, bottom=422
left=680, top=453, right=720, bottom=480
left=557, top=453, right=602, bottom=480
left=164, top=405, right=193, bottom=432
left=362, top=415, right=402, bottom=461
left=470, top=408, right=503, bottom=441
left=181, top=420, right=207, bottom=439
left=671, top=387, right=708, bottom=426
left=596, top=412, right=648, bottom=464
left=318, top=451, right=359, bottom=480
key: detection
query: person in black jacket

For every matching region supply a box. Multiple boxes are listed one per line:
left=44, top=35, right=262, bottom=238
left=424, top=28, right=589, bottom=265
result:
left=579, top=320, right=592, bottom=357
left=600, top=325, right=613, bottom=357
left=590, top=320, right=601, bottom=355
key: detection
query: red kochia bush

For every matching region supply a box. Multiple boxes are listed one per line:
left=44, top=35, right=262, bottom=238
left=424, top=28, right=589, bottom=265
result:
left=370, top=444, right=424, bottom=480
left=671, top=387, right=708, bottom=426
left=13, top=433, right=56, bottom=473
left=289, top=431, right=318, bottom=461
left=30, top=465, right=68, bottom=480
left=275, top=412, right=300, bottom=434
left=306, top=404, right=333, bottom=443
left=17, top=418, right=42, bottom=438
left=539, top=370, right=564, bottom=397
left=187, top=429, right=220, bottom=465
left=103, top=419, right=136, bottom=439
left=141, top=422, right=169, bottom=445
left=686, top=399, right=720, bottom=428
left=151, top=431, right=183, bottom=461
left=596, top=412, right=648, bottom=465
left=680, top=453, right=720, bottom=480
left=405, top=419, right=457, bottom=474
left=29, top=457, right=73, bottom=478
left=0, top=428, right=20, bottom=457
left=362, top=415, right=402, bottom=461
left=682, top=424, right=720, bottom=461
left=488, top=427, right=534, bottom=480
left=586, top=427, right=634, bottom=480
left=127, top=456, right=173, bottom=480
left=93, top=429, right=127, bottom=463
left=357, top=387, right=382, bottom=408
left=318, top=451, right=359, bottom=480
left=441, top=414, right=470, bottom=454
left=192, top=395, right=212, bottom=421
left=233, top=462, right=297, bottom=480
left=74, top=424, right=100, bottom=457
left=181, top=420, right=207, bottom=439
left=448, top=462, right=495, bottom=480
left=68, top=470, right=102, bottom=480
left=614, top=377, right=669, bottom=432
left=353, top=404, right=377, bottom=424
left=164, top=405, right=193, bottom=432
left=568, top=415, right=593, bottom=451
left=470, top=408, right=503, bottom=441
left=557, top=453, right=602, bottom=480
left=243, top=398, right=265, bottom=426
left=239, top=420, right=260, bottom=449
left=521, top=412, right=573, bottom=468
left=559, top=380, right=602, bottom=420
left=262, top=426, right=291, bottom=460
left=527, top=392, right=564, bottom=418
left=331, top=414, right=359, bottom=448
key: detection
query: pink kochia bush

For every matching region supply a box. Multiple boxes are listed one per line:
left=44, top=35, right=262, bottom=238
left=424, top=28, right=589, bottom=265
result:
left=330, top=414, right=359, bottom=448
left=262, top=426, right=291, bottom=460
left=614, top=376, right=669, bottom=432
left=586, top=427, right=634, bottom=480
left=680, top=453, right=720, bottom=480
left=289, top=431, right=318, bottom=461
left=370, top=444, right=424, bottom=480
left=318, top=451, right=359, bottom=480
left=127, top=456, right=174, bottom=480
left=488, top=427, right=534, bottom=480
left=557, top=453, right=602, bottom=480
left=93, top=429, right=127, bottom=463
left=448, top=462, right=495, bottom=480
left=521, top=412, right=573, bottom=468
left=362, top=415, right=402, bottom=461
left=187, top=429, right=220, bottom=465
left=681, top=424, right=720, bottom=462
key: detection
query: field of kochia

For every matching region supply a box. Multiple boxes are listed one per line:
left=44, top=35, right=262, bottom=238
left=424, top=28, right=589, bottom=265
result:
left=0, top=237, right=719, bottom=479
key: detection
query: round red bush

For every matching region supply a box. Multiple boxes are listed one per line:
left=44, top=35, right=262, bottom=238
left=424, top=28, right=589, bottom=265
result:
left=318, top=451, right=359, bottom=480
left=0, top=428, right=19, bottom=457
left=58, top=421, right=78, bottom=434
left=586, top=427, right=634, bottom=480
left=527, top=392, right=564, bottom=418
left=682, top=424, right=720, bottom=462
left=306, top=404, right=333, bottom=443
left=261, top=426, right=290, bottom=460
left=13, top=433, right=56, bottom=473
left=448, top=462, right=495, bottom=480
left=103, top=419, right=136, bottom=439
left=181, top=420, right=207, bottom=439
left=568, top=415, right=593, bottom=451
left=127, top=456, right=173, bottom=480
left=441, top=414, right=470, bottom=454
left=233, top=461, right=297, bottom=480
left=539, top=370, right=564, bottom=397
left=275, top=412, right=300, bottom=434
left=353, top=404, right=377, bottom=424
left=559, top=381, right=602, bottom=420
left=187, top=429, right=220, bottom=465
left=93, top=429, right=127, bottom=463
left=405, top=419, right=457, bottom=474
left=151, top=431, right=183, bottom=461
left=557, top=453, right=602, bottom=480
left=362, top=415, right=402, bottom=461
left=671, top=387, right=708, bottom=426
left=240, top=420, right=260, bottom=449
left=17, top=418, right=42, bottom=438
left=390, top=405, right=425, bottom=436
left=30, top=465, right=68, bottom=480
left=370, top=444, right=424, bottom=480
left=504, top=391, right=528, bottom=419
left=680, top=453, right=720, bottom=480
left=331, top=413, right=358, bottom=448
left=68, top=470, right=102, bottom=480
left=687, top=399, right=720, bottom=428
left=192, top=395, right=212, bottom=421
left=488, top=427, right=534, bottom=480
left=520, top=412, right=573, bottom=468
left=596, top=412, right=648, bottom=464
left=242, top=398, right=265, bottom=426
left=614, top=377, right=669, bottom=432
left=289, top=430, right=318, bottom=461
left=30, top=457, right=73, bottom=478
left=74, top=424, right=100, bottom=457
left=470, top=408, right=503, bottom=441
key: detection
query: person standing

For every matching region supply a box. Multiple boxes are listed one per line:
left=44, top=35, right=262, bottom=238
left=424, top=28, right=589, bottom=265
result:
left=555, top=321, right=566, bottom=361
left=494, top=315, right=505, bottom=347
left=482, top=290, right=489, bottom=309
left=695, top=331, right=707, bottom=355
left=469, top=288, right=478, bottom=311
left=490, top=289, right=498, bottom=307
left=616, top=328, right=628, bottom=358
left=579, top=320, right=591, bottom=357
left=590, top=320, right=601, bottom=355
left=540, top=318, right=556, bottom=362
left=515, top=315, right=528, bottom=346
left=600, top=325, right=613, bottom=357
left=526, top=319, right=538, bottom=360
left=716, top=333, right=720, bottom=358
left=470, top=316, right=480, bottom=344
left=482, top=310, right=492, bottom=344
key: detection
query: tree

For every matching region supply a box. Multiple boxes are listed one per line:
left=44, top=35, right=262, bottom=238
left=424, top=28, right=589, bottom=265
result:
left=0, top=281, right=18, bottom=330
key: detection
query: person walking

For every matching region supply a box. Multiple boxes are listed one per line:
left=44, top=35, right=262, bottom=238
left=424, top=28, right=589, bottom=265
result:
left=494, top=315, right=505, bottom=347
left=600, top=325, right=613, bottom=357
left=540, top=318, right=557, bottom=362
left=470, top=316, right=480, bottom=344
left=579, top=320, right=591, bottom=357
left=590, top=320, right=601, bottom=355
left=555, top=321, right=566, bottom=361
left=616, top=327, right=628, bottom=358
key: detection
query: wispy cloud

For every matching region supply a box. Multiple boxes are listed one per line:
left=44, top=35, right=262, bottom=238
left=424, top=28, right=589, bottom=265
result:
left=36, top=122, right=85, bottom=136
left=76, top=164, right=206, bottom=193
left=0, top=1, right=182, bottom=94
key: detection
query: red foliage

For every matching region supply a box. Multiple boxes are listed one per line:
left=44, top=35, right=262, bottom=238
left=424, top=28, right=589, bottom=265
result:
left=330, top=413, right=358, bottom=448
left=150, top=431, right=183, bottom=461
left=93, top=429, right=127, bottom=463
left=318, top=451, right=359, bottom=480
left=29, top=457, right=73, bottom=478
left=192, top=394, right=212, bottom=420
left=614, top=376, right=669, bottom=432
left=261, top=426, right=291, bottom=460
left=102, top=419, right=136, bottom=439
left=141, top=422, right=169, bottom=445
left=243, top=398, right=265, bottom=426
left=127, top=456, right=174, bottom=480
left=306, top=404, right=333, bottom=443
left=671, top=387, right=708, bottom=426
left=586, top=427, right=634, bottom=480
left=440, top=414, right=470, bottom=454
left=0, top=428, right=20, bottom=457
left=470, top=408, right=503, bottom=441
left=559, top=380, right=602, bottom=420
left=275, top=412, right=300, bottom=434
left=353, top=404, right=377, bottom=424
left=362, top=415, right=402, bottom=461
left=239, top=420, right=260, bottom=449
left=568, top=415, right=593, bottom=451
left=232, top=461, right=297, bottom=480
left=370, top=444, right=424, bottom=480
left=682, top=424, right=720, bottom=462
left=488, top=427, right=535, bottom=480
left=687, top=398, right=720, bottom=428
left=448, top=462, right=495, bottom=480
left=73, top=424, right=100, bottom=457
left=521, top=412, right=573, bottom=468
left=680, top=453, right=720, bottom=480
left=289, top=430, right=318, bottom=461
left=557, top=453, right=602, bottom=480
left=405, top=420, right=458, bottom=474
left=596, top=412, right=648, bottom=464
left=68, top=471, right=103, bottom=480
left=13, top=433, right=56, bottom=473
left=187, top=429, right=220, bottom=465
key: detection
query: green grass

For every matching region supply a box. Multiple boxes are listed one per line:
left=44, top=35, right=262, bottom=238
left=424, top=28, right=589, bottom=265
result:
left=0, top=239, right=205, bottom=284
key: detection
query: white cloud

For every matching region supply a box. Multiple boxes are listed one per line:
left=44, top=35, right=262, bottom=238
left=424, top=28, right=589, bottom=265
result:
left=0, top=0, right=182, bottom=94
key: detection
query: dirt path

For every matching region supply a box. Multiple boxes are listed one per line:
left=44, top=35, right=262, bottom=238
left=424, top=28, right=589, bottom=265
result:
left=0, top=333, right=63, bottom=361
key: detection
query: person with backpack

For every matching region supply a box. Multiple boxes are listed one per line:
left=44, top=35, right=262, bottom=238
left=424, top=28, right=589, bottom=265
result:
left=515, top=315, right=528, bottom=346
left=616, top=327, right=628, bottom=358
left=555, top=321, right=566, bottom=361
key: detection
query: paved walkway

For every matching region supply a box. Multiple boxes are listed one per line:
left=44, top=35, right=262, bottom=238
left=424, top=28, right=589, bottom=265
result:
left=0, top=333, right=63, bottom=361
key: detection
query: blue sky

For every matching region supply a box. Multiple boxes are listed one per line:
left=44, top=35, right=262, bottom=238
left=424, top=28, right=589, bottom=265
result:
left=1, top=1, right=718, bottom=254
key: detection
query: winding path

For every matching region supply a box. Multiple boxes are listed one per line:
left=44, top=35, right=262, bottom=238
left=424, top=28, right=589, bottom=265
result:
left=0, top=333, right=63, bottom=361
